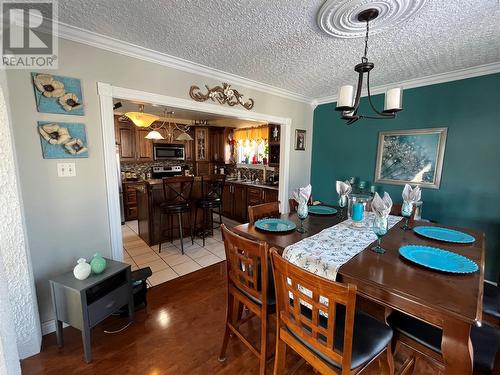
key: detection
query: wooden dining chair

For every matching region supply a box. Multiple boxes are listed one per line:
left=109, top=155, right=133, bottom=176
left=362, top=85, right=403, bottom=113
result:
left=288, top=196, right=314, bottom=212
left=387, top=311, right=500, bottom=374
left=218, top=224, right=275, bottom=375
left=270, top=249, right=395, bottom=375
left=248, top=201, right=280, bottom=224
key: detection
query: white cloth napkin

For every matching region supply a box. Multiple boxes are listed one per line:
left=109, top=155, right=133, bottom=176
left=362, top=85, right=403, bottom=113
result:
left=336, top=181, right=352, bottom=196
left=402, top=184, right=421, bottom=203
left=292, top=184, right=312, bottom=204
left=371, top=192, right=393, bottom=218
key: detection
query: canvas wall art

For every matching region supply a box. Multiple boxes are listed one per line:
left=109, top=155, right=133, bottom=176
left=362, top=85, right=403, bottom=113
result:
left=374, top=128, right=447, bottom=189
left=32, top=73, right=84, bottom=115
left=38, top=121, right=89, bottom=159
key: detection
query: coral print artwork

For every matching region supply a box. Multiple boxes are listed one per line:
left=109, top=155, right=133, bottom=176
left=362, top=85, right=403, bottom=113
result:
left=32, top=73, right=84, bottom=115
left=38, top=121, right=88, bottom=159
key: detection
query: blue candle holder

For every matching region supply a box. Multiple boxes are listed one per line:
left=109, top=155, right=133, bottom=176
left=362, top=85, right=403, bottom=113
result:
left=352, top=202, right=364, bottom=222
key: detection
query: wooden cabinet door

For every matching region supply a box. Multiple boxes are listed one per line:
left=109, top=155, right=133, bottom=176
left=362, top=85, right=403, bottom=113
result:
left=135, top=129, right=153, bottom=161
left=196, top=161, right=210, bottom=176
left=222, top=184, right=233, bottom=217
left=184, top=130, right=195, bottom=161
left=264, top=189, right=279, bottom=203
left=247, top=186, right=264, bottom=207
left=119, top=123, right=136, bottom=161
left=233, top=184, right=248, bottom=222
left=195, top=127, right=209, bottom=161
left=123, top=183, right=140, bottom=221
left=209, top=127, right=226, bottom=162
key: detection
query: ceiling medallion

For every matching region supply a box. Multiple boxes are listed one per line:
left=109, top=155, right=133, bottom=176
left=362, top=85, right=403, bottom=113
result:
left=189, top=82, right=254, bottom=110
left=317, top=0, right=427, bottom=39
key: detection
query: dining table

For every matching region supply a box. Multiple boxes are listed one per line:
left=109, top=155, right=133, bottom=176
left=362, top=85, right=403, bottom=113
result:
left=232, top=209, right=485, bottom=375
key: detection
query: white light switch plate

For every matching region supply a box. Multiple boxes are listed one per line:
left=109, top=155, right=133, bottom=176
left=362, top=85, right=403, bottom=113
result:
left=57, top=163, right=76, bottom=177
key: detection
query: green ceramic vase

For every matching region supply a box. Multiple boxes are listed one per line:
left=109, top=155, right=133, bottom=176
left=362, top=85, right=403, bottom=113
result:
left=90, top=253, right=107, bottom=274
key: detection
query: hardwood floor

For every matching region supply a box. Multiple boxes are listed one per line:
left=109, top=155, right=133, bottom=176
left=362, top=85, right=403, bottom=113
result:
left=21, top=263, right=430, bottom=375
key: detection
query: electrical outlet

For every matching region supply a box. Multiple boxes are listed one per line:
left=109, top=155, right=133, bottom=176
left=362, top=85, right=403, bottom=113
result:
left=57, top=163, right=76, bottom=177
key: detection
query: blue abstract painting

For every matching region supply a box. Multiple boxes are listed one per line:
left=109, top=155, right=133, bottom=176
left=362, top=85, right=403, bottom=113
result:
left=375, top=128, right=447, bottom=189
left=38, top=121, right=89, bottom=159
left=32, top=73, right=84, bottom=115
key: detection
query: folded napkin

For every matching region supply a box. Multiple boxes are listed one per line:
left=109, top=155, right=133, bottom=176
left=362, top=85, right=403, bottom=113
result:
left=336, top=181, right=352, bottom=196
left=292, top=184, right=312, bottom=204
left=402, top=184, right=421, bottom=203
left=371, top=192, right=393, bottom=218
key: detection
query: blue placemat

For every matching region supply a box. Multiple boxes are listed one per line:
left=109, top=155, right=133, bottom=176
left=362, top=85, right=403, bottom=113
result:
left=413, top=226, right=475, bottom=244
left=399, top=245, right=478, bottom=274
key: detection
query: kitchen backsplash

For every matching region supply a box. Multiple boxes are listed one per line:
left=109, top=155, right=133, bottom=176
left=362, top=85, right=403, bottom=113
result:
left=121, top=160, right=194, bottom=179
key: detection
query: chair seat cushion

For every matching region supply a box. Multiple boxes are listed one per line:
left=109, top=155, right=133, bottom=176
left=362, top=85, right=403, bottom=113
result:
left=287, top=304, right=393, bottom=370
left=484, top=282, right=500, bottom=318
left=196, top=198, right=222, bottom=208
left=159, top=202, right=190, bottom=213
left=388, top=311, right=500, bottom=373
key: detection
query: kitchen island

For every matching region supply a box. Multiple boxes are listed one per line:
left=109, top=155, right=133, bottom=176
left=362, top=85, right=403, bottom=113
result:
left=134, top=178, right=278, bottom=246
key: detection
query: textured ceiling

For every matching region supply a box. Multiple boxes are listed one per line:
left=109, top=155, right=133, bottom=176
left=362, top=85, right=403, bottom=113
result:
left=58, top=0, right=500, bottom=99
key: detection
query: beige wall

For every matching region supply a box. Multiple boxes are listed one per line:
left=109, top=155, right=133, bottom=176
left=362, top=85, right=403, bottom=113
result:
left=5, top=38, right=314, bottom=324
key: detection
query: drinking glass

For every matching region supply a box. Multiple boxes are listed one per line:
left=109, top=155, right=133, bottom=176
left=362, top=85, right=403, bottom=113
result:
left=297, top=201, right=308, bottom=233
left=401, top=201, right=413, bottom=230
left=372, top=216, right=388, bottom=253
left=338, top=194, right=348, bottom=219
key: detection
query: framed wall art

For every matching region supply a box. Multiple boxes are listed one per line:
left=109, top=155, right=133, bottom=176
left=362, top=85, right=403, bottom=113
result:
left=38, top=121, right=89, bottom=159
left=295, top=129, right=306, bottom=151
left=32, top=73, right=84, bottom=115
left=374, top=127, right=447, bottom=189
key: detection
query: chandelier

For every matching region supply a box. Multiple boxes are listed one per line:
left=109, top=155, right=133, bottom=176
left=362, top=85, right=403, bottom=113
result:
left=335, top=8, right=403, bottom=125
left=144, top=110, right=194, bottom=142
left=125, top=104, right=159, bottom=128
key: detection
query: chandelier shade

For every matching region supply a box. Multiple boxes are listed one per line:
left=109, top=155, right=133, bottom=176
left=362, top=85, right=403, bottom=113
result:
left=125, top=104, right=160, bottom=128
left=335, top=8, right=403, bottom=125
left=176, top=132, right=194, bottom=141
left=145, top=130, right=164, bottom=140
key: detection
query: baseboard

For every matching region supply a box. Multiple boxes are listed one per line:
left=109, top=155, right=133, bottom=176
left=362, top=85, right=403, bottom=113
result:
left=41, top=320, right=68, bottom=336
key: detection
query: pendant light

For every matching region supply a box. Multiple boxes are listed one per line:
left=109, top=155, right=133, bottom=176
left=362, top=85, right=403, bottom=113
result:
left=144, top=130, right=164, bottom=140
left=335, top=8, right=403, bottom=125
left=125, top=104, right=160, bottom=128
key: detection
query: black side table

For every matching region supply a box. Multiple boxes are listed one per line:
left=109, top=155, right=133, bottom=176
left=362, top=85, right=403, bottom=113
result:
left=49, top=258, right=134, bottom=363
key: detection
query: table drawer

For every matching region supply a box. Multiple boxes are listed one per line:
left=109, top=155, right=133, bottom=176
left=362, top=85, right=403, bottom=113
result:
left=87, top=282, right=130, bottom=327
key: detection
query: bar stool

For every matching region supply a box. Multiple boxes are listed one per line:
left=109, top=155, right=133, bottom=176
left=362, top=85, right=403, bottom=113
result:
left=192, top=174, right=225, bottom=247
left=158, top=176, right=194, bottom=255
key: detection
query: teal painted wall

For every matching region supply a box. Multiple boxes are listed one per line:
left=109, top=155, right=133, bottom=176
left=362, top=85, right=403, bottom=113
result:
left=311, top=73, right=500, bottom=281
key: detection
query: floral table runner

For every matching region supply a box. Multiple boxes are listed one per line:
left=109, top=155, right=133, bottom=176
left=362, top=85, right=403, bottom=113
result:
left=282, top=213, right=402, bottom=281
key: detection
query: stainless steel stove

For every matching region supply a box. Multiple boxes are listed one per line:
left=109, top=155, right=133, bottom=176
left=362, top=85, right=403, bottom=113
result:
left=151, top=165, right=182, bottom=179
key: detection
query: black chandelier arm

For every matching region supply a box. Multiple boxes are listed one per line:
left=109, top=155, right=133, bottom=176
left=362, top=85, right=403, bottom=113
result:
left=351, top=70, right=365, bottom=114
left=366, top=71, right=395, bottom=117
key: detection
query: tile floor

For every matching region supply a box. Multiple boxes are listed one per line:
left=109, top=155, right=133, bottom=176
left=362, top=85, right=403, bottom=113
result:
left=122, top=218, right=233, bottom=287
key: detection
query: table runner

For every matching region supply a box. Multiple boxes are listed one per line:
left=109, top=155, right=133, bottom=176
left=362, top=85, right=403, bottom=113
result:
left=282, top=213, right=401, bottom=281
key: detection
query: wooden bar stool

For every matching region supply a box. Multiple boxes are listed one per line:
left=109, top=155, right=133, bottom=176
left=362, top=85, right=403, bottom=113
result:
left=158, top=176, right=194, bottom=255
left=192, top=174, right=225, bottom=247
left=270, top=249, right=395, bottom=375
left=218, top=224, right=275, bottom=375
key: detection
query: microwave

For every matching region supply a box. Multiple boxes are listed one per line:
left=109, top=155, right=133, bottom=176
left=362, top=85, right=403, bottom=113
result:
left=153, top=143, right=185, bottom=161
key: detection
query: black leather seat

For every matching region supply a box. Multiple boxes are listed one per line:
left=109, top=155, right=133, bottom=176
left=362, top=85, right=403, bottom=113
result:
left=288, top=304, right=393, bottom=370
left=388, top=311, right=500, bottom=374
left=484, top=282, right=500, bottom=319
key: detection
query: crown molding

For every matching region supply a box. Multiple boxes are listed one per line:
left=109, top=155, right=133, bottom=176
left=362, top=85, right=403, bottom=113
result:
left=55, top=20, right=313, bottom=104
left=311, top=61, right=500, bottom=106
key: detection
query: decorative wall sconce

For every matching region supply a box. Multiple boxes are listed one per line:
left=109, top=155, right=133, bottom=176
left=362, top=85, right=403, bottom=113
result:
left=189, top=82, right=254, bottom=110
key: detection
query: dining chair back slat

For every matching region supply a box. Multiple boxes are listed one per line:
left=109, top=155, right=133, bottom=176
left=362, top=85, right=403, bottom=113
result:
left=248, top=201, right=280, bottom=224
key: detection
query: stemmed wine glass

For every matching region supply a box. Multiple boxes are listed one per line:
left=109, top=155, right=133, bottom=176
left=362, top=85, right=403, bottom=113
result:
left=401, top=201, right=414, bottom=230
left=372, top=216, right=388, bottom=253
left=297, top=201, right=308, bottom=233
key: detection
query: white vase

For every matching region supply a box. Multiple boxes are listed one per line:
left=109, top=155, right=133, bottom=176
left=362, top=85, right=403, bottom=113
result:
left=73, top=258, right=91, bottom=280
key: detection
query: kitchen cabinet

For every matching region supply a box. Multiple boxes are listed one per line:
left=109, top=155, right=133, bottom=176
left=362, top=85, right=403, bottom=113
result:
left=196, top=161, right=210, bottom=177
left=195, top=127, right=209, bottom=161
left=123, top=181, right=144, bottom=221
left=135, top=128, right=153, bottom=160
left=118, top=123, right=136, bottom=162
left=222, top=182, right=278, bottom=223
left=209, top=127, right=225, bottom=163
left=184, top=129, right=195, bottom=161
left=268, top=124, right=281, bottom=167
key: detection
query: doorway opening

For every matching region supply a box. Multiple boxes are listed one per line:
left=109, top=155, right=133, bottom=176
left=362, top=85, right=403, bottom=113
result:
left=98, top=83, right=292, bottom=286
